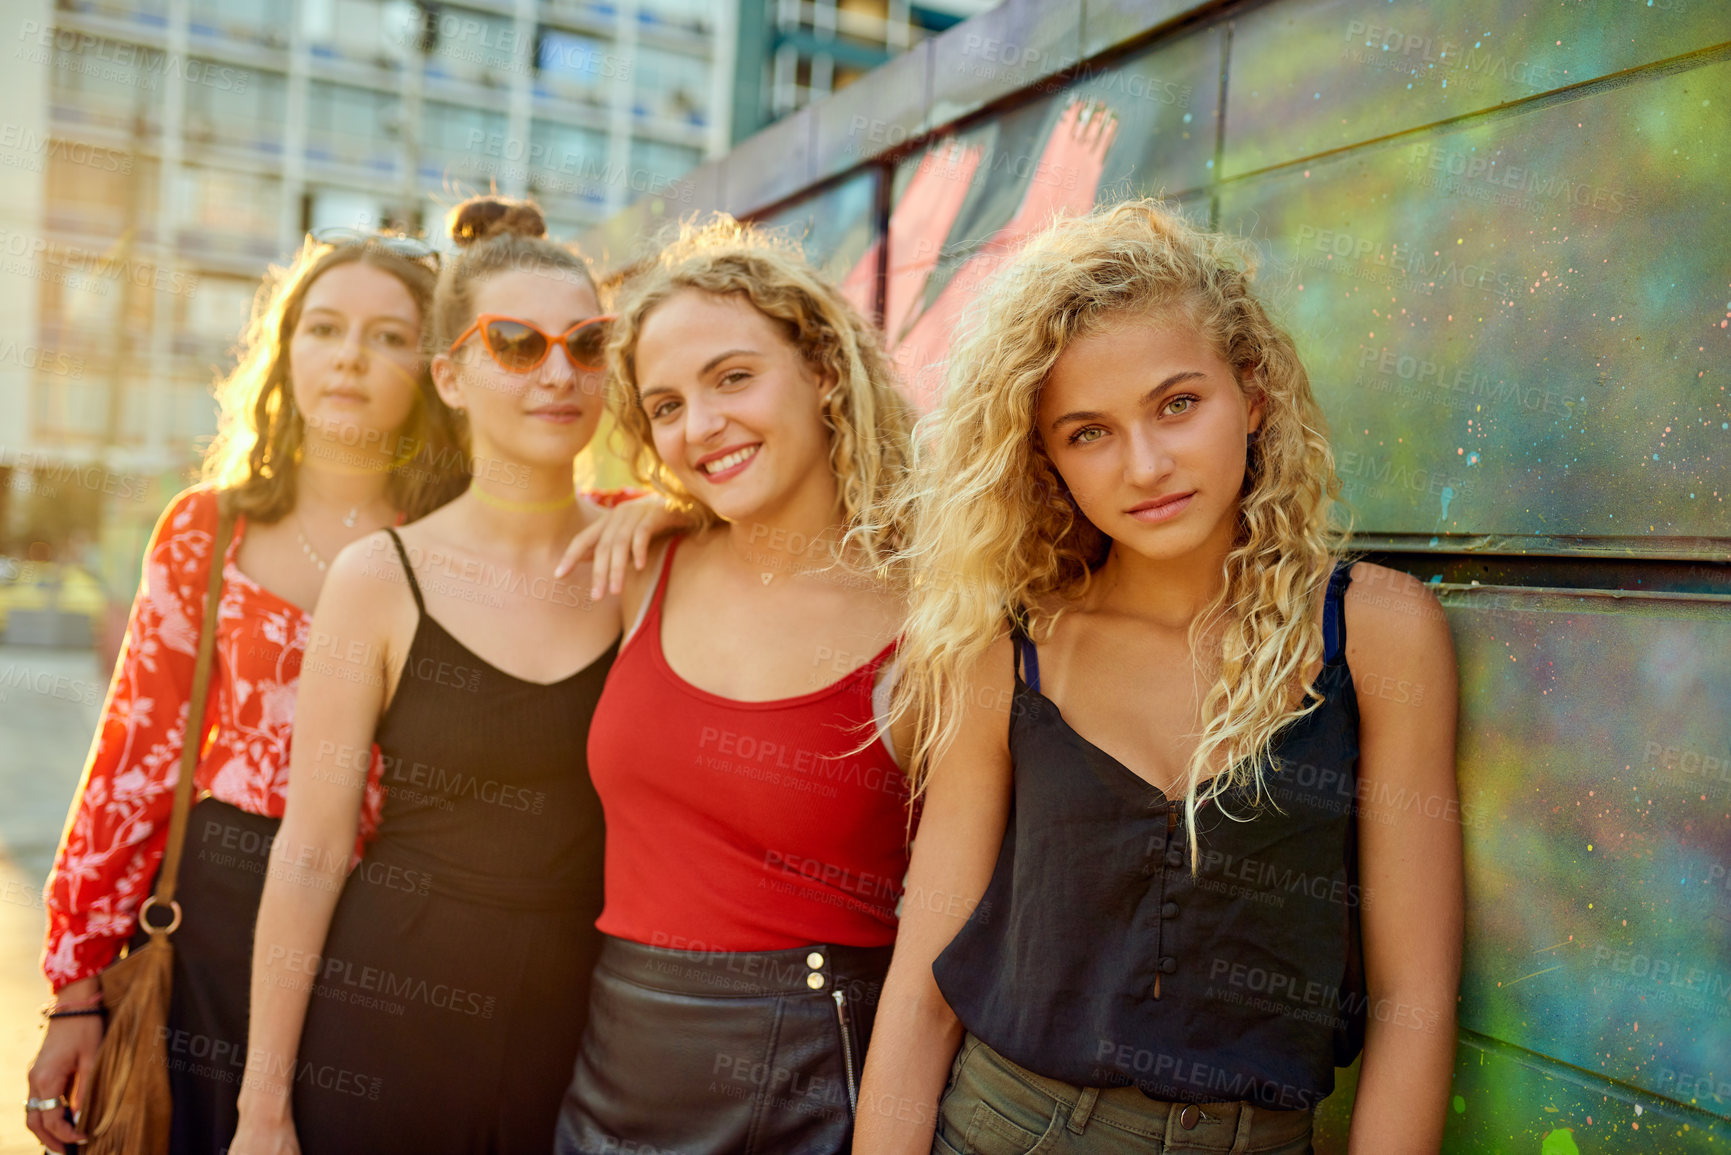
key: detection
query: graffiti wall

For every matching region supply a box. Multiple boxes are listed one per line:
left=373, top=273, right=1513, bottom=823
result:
left=583, top=1, right=1731, bottom=1149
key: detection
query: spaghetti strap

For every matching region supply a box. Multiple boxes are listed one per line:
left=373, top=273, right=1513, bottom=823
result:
left=385, top=529, right=426, bottom=615
left=1323, top=561, right=1353, bottom=665
left=1021, top=638, right=1041, bottom=693
left=645, top=535, right=681, bottom=617
left=1010, top=622, right=1041, bottom=693
left=624, top=535, right=682, bottom=646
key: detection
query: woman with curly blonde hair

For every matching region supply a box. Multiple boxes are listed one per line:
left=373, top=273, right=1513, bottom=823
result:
left=554, top=218, right=917, bottom=1154
left=856, top=199, right=1463, bottom=1153
left=27, top=230, right=467, bottom=1155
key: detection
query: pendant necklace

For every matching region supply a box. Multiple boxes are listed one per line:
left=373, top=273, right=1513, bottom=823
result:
left=295, top=512, right=330, bottom=572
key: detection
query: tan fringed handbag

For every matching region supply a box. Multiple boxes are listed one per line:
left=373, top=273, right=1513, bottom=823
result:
left=80, top=507, right=234, bottom=1155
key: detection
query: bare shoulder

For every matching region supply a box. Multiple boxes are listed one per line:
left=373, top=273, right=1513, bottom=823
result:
left=619, top=531, right=682, bottom=632
left=951, top=632, right=1017, bottom=745
left=914, top=630, right=1017, bottom=809
left=1341, top=562, right=1456, bottom=726
left=1344, top=561, right=1451, bottom=656
left=324, top=529, right=415, bottom=618
left=668, top=523, right=725, bottom=569
left=973, top=632, right=1017, bottom=695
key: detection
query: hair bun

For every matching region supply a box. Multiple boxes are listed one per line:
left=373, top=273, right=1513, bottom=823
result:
left=448, top=196, right=547, bottom=247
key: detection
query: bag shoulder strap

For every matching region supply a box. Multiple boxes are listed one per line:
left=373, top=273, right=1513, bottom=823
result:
left=146, top=503, right=234, bottom=928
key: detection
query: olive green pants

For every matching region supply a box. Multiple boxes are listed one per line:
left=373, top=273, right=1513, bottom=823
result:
left=933, top=1034, right=1314, bottom=1155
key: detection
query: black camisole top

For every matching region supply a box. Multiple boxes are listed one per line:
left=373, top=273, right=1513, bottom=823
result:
left=932, top=563, right=1366, bottom=1111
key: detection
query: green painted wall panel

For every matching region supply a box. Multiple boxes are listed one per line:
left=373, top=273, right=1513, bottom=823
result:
left=1216, top=58, right=1731, bottom=540
left=1224, top=0, right=1731, bottom=176
left=1442, top=589, right=1731, bottom=1107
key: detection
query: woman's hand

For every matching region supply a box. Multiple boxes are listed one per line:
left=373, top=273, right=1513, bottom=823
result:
left=557, top=494, right=694, bottom=598
left=25, top=985, right=100, bottom=1154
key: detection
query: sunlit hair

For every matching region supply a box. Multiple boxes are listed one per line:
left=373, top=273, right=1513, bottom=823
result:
left=894, top=199, right=1344, bottom=856
left=202, top=236, right=469, bottom=521
left=604, top=216, right=915, bottom=568
left=430, top=195, right=600, bottom=354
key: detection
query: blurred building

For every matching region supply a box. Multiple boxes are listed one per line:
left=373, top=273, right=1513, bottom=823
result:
left=730, top=0, right=994, bottom=141
left=0, top=0, right=732, bottom=599
left=0, top=0, right=975, bottom=615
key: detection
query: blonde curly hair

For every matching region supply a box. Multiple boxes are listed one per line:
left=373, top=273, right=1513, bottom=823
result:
left=604, top=216, right=915, bottom=569
left=895, top=199, right=1346, bottom=853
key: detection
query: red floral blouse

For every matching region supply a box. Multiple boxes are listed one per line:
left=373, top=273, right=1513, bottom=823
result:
left=41, top=487, right=385, bottom=989
left=41, top=483, right=636, bottom=989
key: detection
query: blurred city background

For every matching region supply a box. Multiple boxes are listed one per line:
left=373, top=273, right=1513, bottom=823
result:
left=0, top=0, right=988, bottom=653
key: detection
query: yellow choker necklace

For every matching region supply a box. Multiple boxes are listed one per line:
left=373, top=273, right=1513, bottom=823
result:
left=470, top=485, right=578, bottom=514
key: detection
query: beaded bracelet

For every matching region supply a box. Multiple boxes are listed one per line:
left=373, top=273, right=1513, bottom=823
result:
left=46, top=1007, right=106, bottom=1020
left=39, top=996, right=103, bottom=1018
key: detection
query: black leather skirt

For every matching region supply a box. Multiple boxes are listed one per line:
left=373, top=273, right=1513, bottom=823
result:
left=555, top=934, right=893, bottom=1155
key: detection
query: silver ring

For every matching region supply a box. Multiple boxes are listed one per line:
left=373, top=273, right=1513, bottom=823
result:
left=24, top=1096, right=63, bottom=1111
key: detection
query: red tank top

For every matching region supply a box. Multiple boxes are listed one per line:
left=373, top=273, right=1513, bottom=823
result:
left=589, top=536, right=910, bottom=951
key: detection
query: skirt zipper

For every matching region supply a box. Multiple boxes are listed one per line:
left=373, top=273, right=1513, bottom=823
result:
left=832, top=987, right=859, bottom=1115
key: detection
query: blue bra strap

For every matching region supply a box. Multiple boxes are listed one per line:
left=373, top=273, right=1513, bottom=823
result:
left=1016, top=630, right=1041, bottom=693
left=1322, top=562, right=1353, bottom=665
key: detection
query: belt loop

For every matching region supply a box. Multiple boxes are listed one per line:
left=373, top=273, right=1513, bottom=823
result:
left=1066, top=1087, right=1099, bottom=1134
left=1228, top=1102, right=1255, bottom=1155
